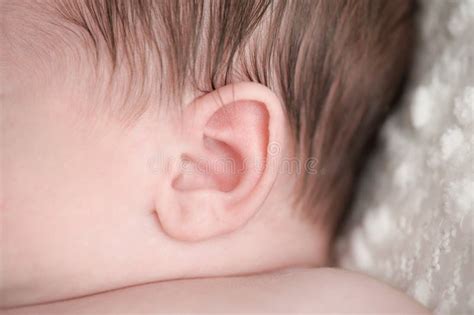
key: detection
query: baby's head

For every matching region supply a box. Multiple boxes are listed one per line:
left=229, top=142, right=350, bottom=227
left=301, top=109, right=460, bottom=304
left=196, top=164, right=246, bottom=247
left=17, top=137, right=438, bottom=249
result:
left=1, top=0, right=416, bottom=307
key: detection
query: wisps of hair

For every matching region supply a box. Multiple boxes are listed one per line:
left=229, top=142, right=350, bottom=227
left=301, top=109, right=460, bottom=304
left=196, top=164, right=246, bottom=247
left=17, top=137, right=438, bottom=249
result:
left=23, top=0, right=417, bottom=229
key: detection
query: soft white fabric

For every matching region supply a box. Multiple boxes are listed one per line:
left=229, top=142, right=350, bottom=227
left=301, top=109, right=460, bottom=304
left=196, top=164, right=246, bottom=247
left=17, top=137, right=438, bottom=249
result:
left=336, top=1, right=474, bottom=314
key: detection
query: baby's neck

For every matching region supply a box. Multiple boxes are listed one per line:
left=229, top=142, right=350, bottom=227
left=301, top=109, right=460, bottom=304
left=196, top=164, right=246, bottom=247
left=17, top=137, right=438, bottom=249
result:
left=2, top=207, right=328, bottom=308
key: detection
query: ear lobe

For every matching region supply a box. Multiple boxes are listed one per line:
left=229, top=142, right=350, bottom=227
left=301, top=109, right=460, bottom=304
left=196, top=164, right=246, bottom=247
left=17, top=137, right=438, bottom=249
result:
left=155, top=83, right=287, bottom=241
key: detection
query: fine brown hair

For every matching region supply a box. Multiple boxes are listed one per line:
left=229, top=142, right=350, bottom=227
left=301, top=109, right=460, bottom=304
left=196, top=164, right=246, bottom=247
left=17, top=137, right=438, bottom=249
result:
left=6, top=0, right=417, bottom=231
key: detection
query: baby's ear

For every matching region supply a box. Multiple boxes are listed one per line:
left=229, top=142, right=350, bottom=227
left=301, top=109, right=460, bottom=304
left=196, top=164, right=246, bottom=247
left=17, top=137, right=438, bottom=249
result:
left=155, top=83, right=287, bottom=241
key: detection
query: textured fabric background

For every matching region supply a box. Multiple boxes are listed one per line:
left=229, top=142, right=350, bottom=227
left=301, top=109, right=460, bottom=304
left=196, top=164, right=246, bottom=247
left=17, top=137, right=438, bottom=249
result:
left=335, top=0, right=473, bottom=314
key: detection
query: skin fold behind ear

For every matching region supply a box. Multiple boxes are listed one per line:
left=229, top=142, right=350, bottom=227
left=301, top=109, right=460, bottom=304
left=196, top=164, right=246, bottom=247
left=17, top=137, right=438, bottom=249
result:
left=155, top=83, right=288, bottom=241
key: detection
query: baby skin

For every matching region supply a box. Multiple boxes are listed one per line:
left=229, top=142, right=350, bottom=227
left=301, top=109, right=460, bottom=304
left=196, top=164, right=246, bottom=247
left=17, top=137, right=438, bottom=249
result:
left=1, top=0, right=429, bottom=313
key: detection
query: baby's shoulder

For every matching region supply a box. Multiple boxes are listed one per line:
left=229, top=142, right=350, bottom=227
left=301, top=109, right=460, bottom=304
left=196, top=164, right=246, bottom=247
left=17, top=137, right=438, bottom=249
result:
left=3, top=268, right=430, bottom=314
left=267, top=267, right=430, bottom=314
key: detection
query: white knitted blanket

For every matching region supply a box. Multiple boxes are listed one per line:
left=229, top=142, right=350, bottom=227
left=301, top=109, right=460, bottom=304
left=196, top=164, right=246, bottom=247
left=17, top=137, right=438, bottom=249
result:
left=336, top=1, right=474, bottom=314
